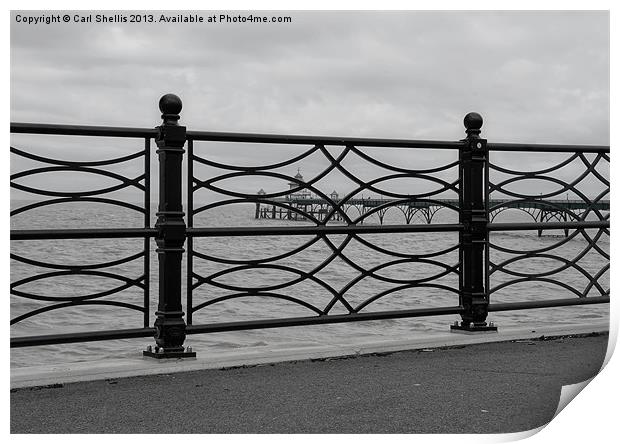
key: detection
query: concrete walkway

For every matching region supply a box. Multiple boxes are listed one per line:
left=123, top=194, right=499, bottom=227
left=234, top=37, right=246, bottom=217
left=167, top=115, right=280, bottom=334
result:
left=10, top=331, right=608, bottom=434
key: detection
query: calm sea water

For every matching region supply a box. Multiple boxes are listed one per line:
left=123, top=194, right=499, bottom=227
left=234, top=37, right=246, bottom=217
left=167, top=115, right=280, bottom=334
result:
left=10, top=201, right=609, bottom=368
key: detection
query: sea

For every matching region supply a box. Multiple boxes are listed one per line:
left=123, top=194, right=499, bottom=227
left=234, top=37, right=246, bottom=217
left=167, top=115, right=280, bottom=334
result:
left=10, top=200, right=609, bottom=368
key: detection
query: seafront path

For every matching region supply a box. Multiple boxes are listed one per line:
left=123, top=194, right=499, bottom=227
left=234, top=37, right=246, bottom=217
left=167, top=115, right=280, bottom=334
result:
left=10, top=323, right=609, bottom=434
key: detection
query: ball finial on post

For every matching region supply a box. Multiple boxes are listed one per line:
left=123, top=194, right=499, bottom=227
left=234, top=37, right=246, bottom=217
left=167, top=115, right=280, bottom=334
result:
left=159, top=94, right=183, bottom=125
left=464, top=112, right=483, bottom=138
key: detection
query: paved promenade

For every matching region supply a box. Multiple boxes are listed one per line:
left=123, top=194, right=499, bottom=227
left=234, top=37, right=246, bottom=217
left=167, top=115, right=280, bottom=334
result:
left=10, top=331, right=608, bottom=434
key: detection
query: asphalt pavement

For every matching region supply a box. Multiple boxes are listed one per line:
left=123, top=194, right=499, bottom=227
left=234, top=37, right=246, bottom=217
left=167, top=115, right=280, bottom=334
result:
left=10, top=332, right=608, bottom=433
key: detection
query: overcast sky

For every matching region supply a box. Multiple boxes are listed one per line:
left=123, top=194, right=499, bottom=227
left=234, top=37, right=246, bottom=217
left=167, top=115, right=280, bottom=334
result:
left=11, top=10, right=609, bottom=141
left=9, top=10, right=610, bottom=204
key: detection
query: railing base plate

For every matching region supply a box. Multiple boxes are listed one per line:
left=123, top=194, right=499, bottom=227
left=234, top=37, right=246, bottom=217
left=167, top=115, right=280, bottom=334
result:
left=143, top=350, right=197, bottom=359
left=450, top=324, right=498, bottom=333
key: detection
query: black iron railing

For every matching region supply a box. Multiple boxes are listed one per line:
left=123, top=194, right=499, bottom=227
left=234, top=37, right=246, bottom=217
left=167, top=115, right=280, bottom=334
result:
left=10, top=124, right=157, bottom=348
left=10, top=94, right=610, bottom=356
left=486, top=139, right=610, bottom=311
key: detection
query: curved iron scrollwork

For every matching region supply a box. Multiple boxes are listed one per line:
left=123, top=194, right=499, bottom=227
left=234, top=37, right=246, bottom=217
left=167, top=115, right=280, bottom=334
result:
left=488, top=150, right=609, bottom=300
left=190, top=234, right=460, bottom=316
left=10, top=134, right=152, bottom=332
left=191, top=143, right=460, bottom=226
left=10, top=146, right=148, bottom=215
left=187, top=139, right=461, bottom=323
left=488, top=152, right=609, bottom=220
left=10, top=250, right=148, bottom=324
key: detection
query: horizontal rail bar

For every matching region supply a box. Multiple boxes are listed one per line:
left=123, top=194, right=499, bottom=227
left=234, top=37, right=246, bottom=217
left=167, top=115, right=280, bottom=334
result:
left=186, top=306, right=463, bottom=335
left=11, top=122, right=158, bottom=139
left=489, top=296, right=609, bottom=312
left=488, top=221, right=610, bottom=232
left=187, top=223, right=463, bottom=237
left=12, top=124, right=609, bottom=153
left=488, top=142, right=609, bottom=153
left=187, top=130, right=464, bottom=149
left=10, top=327, right=156, bottom=348
left=11, top=228, right=158, bottom=240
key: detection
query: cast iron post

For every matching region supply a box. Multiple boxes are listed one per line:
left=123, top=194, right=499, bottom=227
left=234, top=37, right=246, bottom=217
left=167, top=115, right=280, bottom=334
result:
left=452, top=112, right=497, bottom=332
left=144, top=94, right=196, bottom=358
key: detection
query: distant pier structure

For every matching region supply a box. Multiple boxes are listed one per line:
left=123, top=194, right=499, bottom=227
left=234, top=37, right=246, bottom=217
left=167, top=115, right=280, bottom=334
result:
left=254, top=169, right=610, bottom=235
left=255, top=169, right=346, bottom=222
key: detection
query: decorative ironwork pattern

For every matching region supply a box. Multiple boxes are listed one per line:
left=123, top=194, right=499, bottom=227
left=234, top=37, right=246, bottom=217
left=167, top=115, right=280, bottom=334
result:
left=10, top=146, right=148, bottom=216
left=187, top=137, right=463, bottom=325
left=10, top=129, right=153, bottom=339
left=486, top=147, right=610, bottom=304
left=190, top=144, right=461, bottom=224
left=9, top=97, right=610, bottom=353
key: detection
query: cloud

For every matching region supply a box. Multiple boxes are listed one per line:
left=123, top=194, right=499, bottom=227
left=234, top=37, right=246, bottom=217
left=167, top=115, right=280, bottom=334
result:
left=10, top=10, right=610, bottom=202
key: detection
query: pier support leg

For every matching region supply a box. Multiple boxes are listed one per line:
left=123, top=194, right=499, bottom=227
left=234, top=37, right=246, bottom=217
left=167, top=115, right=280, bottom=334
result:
left=537, top=210, right=545, bottom=237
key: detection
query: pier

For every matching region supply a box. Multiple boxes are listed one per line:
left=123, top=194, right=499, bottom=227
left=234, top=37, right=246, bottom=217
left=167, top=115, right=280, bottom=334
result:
left=254, top=170, right=609, bottom=236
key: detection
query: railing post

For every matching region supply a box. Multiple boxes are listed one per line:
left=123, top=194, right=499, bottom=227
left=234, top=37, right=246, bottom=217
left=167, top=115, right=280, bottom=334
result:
left=452, top=112, right=497, bottom=332
left=144, top=94, right=196, bottom=358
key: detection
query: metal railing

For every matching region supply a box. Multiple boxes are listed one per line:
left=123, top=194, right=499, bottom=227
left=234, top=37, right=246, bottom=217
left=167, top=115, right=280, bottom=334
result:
left=10, top=124, right=157, bottom=347
left=10, top=94, right=610, bottom=357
